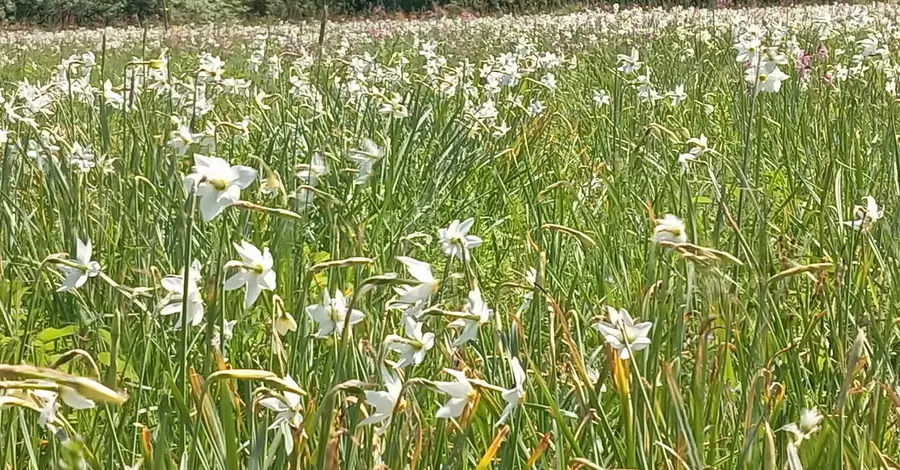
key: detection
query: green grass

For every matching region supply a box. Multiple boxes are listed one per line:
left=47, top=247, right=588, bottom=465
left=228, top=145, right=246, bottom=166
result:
left=1, top=3, right=900, bottom=469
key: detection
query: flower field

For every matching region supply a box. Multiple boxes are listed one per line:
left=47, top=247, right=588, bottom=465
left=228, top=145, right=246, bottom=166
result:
left=1, top=3, right=900, bottom=469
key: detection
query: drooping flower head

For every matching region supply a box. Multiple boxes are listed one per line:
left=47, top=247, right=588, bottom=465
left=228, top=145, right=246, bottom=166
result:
left=57, top=238, right=101, bottom=293
left=653, top=214, right=687, bottom=244
left=158, top=259, right=204, bottom=328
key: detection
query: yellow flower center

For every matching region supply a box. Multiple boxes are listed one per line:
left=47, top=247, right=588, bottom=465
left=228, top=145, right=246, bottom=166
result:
left=209, top=178, right=227, bottom=191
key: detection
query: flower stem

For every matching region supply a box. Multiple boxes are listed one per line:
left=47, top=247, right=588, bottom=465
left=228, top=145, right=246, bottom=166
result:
left=178, top=183, right=196, bottom=454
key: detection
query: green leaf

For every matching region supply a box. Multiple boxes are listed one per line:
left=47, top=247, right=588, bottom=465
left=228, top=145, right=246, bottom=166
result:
left=35, top=325, right=77, bottom=344
left=97, top=352, right=138, bottom=381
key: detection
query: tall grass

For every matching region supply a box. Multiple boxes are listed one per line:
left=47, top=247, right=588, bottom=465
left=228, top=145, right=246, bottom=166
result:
left=0, top=3, right=899, bottom=469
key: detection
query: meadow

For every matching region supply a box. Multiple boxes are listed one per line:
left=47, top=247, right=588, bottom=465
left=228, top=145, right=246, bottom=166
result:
left=0, top=3, right=899, bottom=469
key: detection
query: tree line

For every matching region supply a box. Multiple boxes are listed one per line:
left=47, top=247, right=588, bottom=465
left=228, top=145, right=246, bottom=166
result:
left=1, top=0, right=792, bottom=26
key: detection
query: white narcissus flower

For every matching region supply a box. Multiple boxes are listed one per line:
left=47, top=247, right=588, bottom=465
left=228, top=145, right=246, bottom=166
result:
left=359, top=367, right=404, bottom=435
left=32, top=383, right=97, bottom=420
left=783, top=408, right=824, bottom=444
left=616, top=47, right=642, bottom=74
left=223, top=240, right=276, bottom=308
left=386, top=316, right=435, bottom=368
left=33, top=390, right=60, bottom=431
left=668, top=84, right=687, bottom=106
left=254, top=91, right=272, bottom=110
left=652, top=214, right=687, bottom=244
left=395, top=256, right=439, bottom=304
left=167, top=122, right=200, bottom=156
left=296, top=152, right=328, bottom=186
left=434, top=368, right=476, bottom=419
left=68, top=142, right=95, bottom=173
left=158, top=259, right=204, bottom=328
left=378, top=93, right=408, bottom=118
left=103, top=80, right=124, bottom=109
left=678, top=135, right=710, bottom=171
left=844, top=196, right=883, bottom=230
left=258, top=376, right=304, bottom=456
left=183, top=154, right=257, bottom=222
left=439, top=218, right=482, bottom=260
left=57, top=238, right=101, bottom=292
left=212, top=319, right=237, bottom=351
left=528, top=99, right=545, bottom=116
left=496, top=356, right=526, bottom=426
left=734, top=37, right=761, bottom=64
left=305, top=289, right=365, bottom=338
left=745, top=62, right=790, bottom=94
left=449, top=289, right=492, bottom=347
left=273, top=297, right=297, bottom=336
left=348, top=138, right=383, bottom=185
left=592, top=89, right=611, bottom=107
left=592, top=306, right=653, bottom=360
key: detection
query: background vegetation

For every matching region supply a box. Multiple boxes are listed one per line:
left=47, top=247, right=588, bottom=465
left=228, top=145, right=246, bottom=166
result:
left=0, top=0, right=788, bottom=26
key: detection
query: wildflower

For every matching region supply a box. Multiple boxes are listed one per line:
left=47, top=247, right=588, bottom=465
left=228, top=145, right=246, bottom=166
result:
left=395, top=256, right=439, bottom=304
left=496, top=356, right=526, bottom=426
left=68, top=142, right=95, bottom=173
left=734, top=37, right=761, bottom=64
left=183, top=154, right=257, bottom=222
left=224, top=240, right=276, bottom=308
left=617, top=48, right=642, bottom=74
left=439, top=218, right=482, bottom=260
left=844, top=196, right=883, bottom=230
left=198, top=53, right=225, bottom=82
left=668, top=84, right=687, bottom=106
left=491, top=122, right=510, bottom=138
left=254, top=91, right=272, bottom=111
left=378, top=93, right=408, bottom=119
left=305, top=289, right=365, bottom=338
left=103, top=80, right=124, bottom=109
left=515, top=268, right=537, bottom=316
left=449, top=289, right=492, bottom=347
left=678, top=135, right=710, bottom=171
left=57, top=238, right=101, bottom=292
left=745, top=62, right=790, bottom=94
left=359, top=367, right=404, bottom=435
left=386, top=316, right=435, bottom=368
left=258, top=376, right=304, bottom=456
left=258, top=168, right=285, bottom=198
left=348, top=138, right=383, bottom=185
left=434, top=368, right=476, bottom=419
left=274, top=312, right=297, bottom=337
left=211, top=319, right=237, bottom=351
left=221, top=77, right=251, bottom=95
left=540, top=73, right=557, bottom=91
left=33, top=390, right=60, bottom=431
left=273, top=295, right=297, bottom=336
left=527, top=99, right=545, bottom=116
left=592, top=306, right=653, bottom=360
left=783, top=408, right=824, bottom=443
left=592, top=89, right=611, bottom=107
left=652, top=214, right=687, bottom=244
left=34, top=384, right=97, bottom=427
left=296, top=152, right=328, bottom=186
left=158, top=260, right=204, bottom=328
left=167, top=121, right=200, bottom=156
